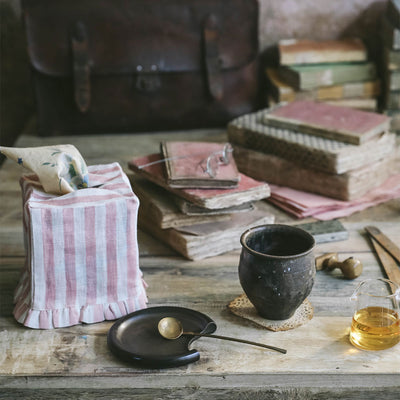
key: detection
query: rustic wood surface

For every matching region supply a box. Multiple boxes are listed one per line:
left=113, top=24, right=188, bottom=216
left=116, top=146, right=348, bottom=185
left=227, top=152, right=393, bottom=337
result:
left=1, top=126, right=400, bottom=399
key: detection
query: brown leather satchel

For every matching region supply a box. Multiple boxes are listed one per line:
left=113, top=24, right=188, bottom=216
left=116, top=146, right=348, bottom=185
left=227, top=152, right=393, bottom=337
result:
left=22, top=0, right=261, bottom=135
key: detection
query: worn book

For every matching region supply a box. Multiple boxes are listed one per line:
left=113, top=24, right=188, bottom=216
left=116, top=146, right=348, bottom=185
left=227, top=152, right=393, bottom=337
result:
left=385, top=69, right=400, bottom=90
left=129, top=177, right=231, bottom=229
left=385, top=91, right=400, bottom=109
left=174, top=197, right=254, bottom=216
left=267, top=173, right=400, bottom=220
left=266, top=68, right=380, bottom=103
left=384, top=47, right=400, bottom=70
left=294, top=220, right=348, bottom=244
left=233, top=145, right=397, bottom=201
left=278, top=38, right=367, bottom=66
left=138, top=200, right=275, bottom=260
left=322, top=98, right=377, bottom=111
left=128, top=154, right=270, bottom=209
left=277, top=62, right=377, bottom=90
left=227, top=109, right=396, bottom=174
left=160, top=141, right=240, bottom=189
left=381, top=15, right=400, bottom=50
left=268, top=96, right=377, bottom=112
left=262, top=100, right=390, bottom=145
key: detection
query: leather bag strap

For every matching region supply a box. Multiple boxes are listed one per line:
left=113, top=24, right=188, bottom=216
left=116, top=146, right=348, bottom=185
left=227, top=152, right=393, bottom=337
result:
left=203, top=14, right=223, bottom=100
left=71, top=22, right=91, bottom=113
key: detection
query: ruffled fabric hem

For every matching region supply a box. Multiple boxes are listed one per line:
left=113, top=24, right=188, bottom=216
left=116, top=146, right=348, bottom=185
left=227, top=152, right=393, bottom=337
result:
left=13, top=280, right=148, bottom=329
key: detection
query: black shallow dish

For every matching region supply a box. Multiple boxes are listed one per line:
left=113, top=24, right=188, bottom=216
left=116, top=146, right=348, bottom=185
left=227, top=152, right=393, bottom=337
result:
left=107, top=306, right=216, bottom=368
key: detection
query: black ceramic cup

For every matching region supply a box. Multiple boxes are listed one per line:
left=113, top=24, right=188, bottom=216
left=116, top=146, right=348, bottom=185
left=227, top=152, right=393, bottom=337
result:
left=239, top=224, right=316, bottom=320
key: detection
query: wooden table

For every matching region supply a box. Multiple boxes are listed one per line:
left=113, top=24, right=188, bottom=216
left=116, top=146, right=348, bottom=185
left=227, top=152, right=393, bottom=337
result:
left=1, top=127, right=400, bottom=399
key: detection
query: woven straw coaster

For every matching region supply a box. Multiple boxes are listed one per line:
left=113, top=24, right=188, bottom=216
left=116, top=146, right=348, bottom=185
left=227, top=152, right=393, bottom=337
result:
left=228, top=294, right=314, bottom=332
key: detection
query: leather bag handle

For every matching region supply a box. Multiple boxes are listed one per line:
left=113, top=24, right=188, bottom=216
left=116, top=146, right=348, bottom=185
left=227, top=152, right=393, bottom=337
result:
left=71, top=21, right=91, bottom=113
left=203, top=14, right=223, bottom=101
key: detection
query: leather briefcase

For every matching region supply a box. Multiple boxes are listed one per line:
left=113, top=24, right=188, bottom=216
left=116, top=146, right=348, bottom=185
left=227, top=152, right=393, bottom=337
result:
left=22, top=0, right=261, bottom=135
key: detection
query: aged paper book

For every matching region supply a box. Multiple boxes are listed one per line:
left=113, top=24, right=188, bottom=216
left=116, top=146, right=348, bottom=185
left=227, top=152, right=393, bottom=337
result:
left=128, top=154, right=270, bottom=209
left=278, top=38, right=367, bottom=65
left=138, top=201, right=275, bottom=260
left=262, top=100, right=390, bottom=145
left=161, top=141, right=239, bottom=188
left=266, top=68, right=380, bottom=103
left=227, top=109, right=396, bottom=174
left=233, top=145, right=397, bottom=201
left=130, top=177, right=230, bottom=229
left=277, top=62, right=377, bottom=90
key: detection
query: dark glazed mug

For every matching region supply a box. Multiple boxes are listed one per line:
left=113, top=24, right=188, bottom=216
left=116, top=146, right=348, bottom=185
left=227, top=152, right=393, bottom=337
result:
left=239, top=224, right=316, bottom=320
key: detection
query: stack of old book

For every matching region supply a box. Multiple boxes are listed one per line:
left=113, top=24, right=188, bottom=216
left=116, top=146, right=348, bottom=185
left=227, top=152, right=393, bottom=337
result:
left=128, top=141, right=274, bottom=260
left=266, top=37, right=380, bottom=111
left=381, top=0, right=400, bottom=132
left=227, top=100, right=400, bottom=219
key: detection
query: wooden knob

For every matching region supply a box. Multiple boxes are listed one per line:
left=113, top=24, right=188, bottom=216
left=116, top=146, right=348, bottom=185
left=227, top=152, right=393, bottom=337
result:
left=315, top=253, right=363, bottom=279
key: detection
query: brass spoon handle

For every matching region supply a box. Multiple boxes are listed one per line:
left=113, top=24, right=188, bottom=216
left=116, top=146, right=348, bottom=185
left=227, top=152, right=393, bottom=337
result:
left=184, top=331, right=287, bottom=354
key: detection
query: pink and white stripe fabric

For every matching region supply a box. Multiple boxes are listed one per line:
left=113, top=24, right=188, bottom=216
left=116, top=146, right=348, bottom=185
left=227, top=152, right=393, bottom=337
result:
left=13, top=162, right=148, bottom=329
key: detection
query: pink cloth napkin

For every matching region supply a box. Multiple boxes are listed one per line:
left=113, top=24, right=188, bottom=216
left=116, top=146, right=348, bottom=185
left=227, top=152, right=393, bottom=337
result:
left=268, top=174, right=400, bottom=220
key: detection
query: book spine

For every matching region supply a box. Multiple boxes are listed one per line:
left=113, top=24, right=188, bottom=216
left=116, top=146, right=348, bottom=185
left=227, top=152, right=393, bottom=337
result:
left=278, top=39, right=367, bottom=66
left=299, top=63, right=376, bottom=90
left=280, top=48, right=366, bottom=66
left=385, top=48, right=400, bottom=70
left=317, top=80, right=380, bottom=99
left=286, top=81, right=380, bottom=102
left=387, top=91, right=400, bottom=108
left=227, top=111, right=337, bottom=173
left=389, top=70, right=400, bottom=90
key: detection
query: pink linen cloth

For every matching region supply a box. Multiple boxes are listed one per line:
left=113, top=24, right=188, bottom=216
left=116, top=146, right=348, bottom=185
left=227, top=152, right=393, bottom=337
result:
left=268, top=174, right=400, bottom=220
left=13, top=162, right=148, bottom=329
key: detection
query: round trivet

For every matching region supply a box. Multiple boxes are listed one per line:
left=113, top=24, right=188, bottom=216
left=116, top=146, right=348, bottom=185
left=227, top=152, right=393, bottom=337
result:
left=228, top=294, right=314, bottom=332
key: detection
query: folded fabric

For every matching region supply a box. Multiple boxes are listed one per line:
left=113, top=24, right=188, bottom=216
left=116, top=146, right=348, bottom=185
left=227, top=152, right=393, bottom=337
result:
left=13, top=162, right=147, bottom=329
left=0, top=144, right=89, bottom=194
left=268, top=174, right=400, bottom=220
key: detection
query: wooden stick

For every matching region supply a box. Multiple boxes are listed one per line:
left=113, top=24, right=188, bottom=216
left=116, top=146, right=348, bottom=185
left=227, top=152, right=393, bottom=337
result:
left=365, top=226, right=400, bottom=264
left=369, top=236, right=400, bottom=285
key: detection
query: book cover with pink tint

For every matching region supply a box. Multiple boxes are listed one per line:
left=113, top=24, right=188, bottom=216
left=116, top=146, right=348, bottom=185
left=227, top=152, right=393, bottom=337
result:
left=263, top=100, right=390, bottom=145
left=161, top=141, right=240, bottom=188
left=128, top=153, right=270, bottom=209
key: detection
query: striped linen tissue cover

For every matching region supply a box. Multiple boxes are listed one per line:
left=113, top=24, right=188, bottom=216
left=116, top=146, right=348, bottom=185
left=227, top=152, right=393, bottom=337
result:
left=13, top=162, right=148, bottom=329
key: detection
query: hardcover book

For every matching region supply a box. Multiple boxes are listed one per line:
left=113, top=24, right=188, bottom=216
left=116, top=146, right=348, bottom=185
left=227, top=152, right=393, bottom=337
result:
left=384, top=47, right=400, bottom=70
left=160, top=141, right=240, bottom=189
left=322, top=98, right=377, bottom=112
left=385, top=69, right=400, bottom=90
left=268, top=96, right=377, bottom=113
left=266, top=68, right=380, bottom=103
left=262, top=100, right=390, bottom=145
left=129, top=177, right=230, bottom=229
left=277, top=62, right=377, bottom=90
left=174, top=197, right=254, bottom=216
left=278, top=38, right=367, bottom=66
left=233, top=145, right=396, bottom=201
left=386, top=91, right=400, bottom=109
left=128, top=154, right=270, bottom=209
left=138, top=200, right=275, bottom=260
left=227, top=109, right=396, bottom=174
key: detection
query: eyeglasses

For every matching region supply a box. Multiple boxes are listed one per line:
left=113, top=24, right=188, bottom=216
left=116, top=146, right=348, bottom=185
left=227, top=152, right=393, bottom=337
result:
left=137, top=143, right=233, bottom=178
left=202, top=143, right=233, bottom=178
